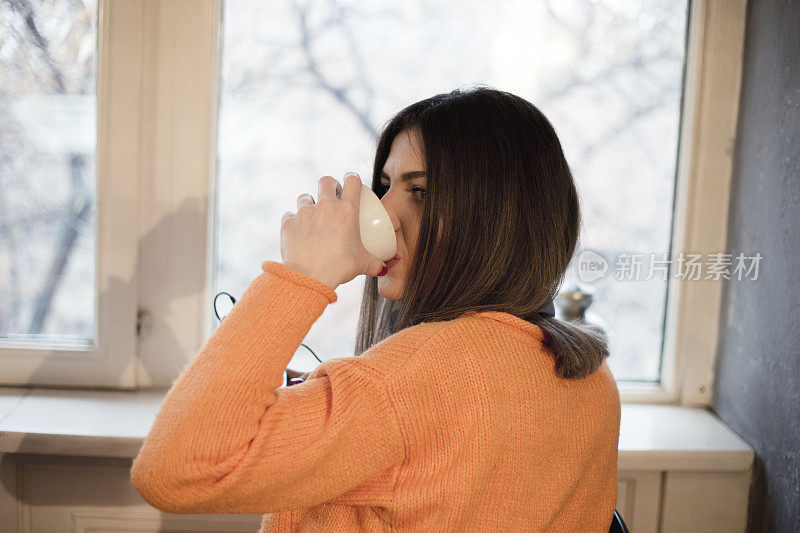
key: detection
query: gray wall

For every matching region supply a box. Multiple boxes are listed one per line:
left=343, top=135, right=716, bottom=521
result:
left=711, top=0, right=800, bottom=531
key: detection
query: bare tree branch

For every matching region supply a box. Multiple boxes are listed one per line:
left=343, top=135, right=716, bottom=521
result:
left=5, top=0, right=67, bottom=92
left=291, top=0, right=378, bottom=139
left=28, top=154, right=91, bottom=333
left=2, top=0, right=91, bottom=334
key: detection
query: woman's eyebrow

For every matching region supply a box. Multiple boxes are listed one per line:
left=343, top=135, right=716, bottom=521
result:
left=380, top=170, right=427, bottom=181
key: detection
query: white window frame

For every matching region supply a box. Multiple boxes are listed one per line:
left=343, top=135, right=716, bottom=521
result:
left=1, top=0, right=147, bottom=388
left=1, top=0, right=746, bottom=409
left=618, top=0, right=747, bottom=407
left=0, top=0, right=220, bottom=389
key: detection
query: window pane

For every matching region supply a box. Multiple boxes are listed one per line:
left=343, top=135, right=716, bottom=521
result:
left=216, top=0, right=688, bottom=381
left=0, top=0, right=97, bottom=346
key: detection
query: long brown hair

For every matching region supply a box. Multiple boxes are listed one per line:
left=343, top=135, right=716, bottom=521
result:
left=354, top=85, right=608, bottom=379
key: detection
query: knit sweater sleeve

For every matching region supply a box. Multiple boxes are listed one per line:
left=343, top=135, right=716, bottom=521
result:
left=130, top=260, right=405, bottom=514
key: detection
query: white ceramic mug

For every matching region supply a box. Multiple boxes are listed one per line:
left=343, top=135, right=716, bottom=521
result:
left=336, top=181, right=397, bottom=262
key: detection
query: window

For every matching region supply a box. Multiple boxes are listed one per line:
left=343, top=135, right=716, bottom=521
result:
left=1, top=1, right=97, bottom=345
left=0, top=0, right=748, bottom=408
left=0, top=0, right=146, bottom=387
left=215, top=0, right=689, bottom=381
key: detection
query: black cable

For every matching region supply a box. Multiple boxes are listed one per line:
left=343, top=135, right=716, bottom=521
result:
left=213, top=291, right=236, bottom=321
left=214, top=290, right=322, bottom=363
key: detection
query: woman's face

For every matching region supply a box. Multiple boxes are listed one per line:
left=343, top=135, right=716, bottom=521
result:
left=377, top=129, right=427, bottom=301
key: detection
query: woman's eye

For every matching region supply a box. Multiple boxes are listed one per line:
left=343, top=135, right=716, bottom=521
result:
left=377, top=182, right=425, bottom=202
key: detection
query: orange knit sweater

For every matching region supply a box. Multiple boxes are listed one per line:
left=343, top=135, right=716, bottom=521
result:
left=130, top=260, right=621, bottom=531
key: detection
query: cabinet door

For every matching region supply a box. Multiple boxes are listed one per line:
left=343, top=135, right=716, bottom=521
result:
left=13, top=454, right=263, bottom=532
left=659, top=471, right=751, bottom=533
left=617, top=471, right=662, bottom=533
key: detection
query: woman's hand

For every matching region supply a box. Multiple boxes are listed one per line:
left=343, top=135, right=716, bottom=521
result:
left=280, top=172, right=388, bottom=291
left=285, top=367, right=311, bottom=386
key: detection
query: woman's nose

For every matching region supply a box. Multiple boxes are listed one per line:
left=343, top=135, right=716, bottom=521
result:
left=381, top=198, right=401, bottom=233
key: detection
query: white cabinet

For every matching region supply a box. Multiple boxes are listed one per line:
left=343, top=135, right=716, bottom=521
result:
left=0, top=454, right=752, bottom=533
left=0, top=389, right=754, bottom=532
left=0, top=454, right=262, bottom=532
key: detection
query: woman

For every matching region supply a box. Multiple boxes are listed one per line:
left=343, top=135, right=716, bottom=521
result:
left=130, top=85, right=621, bottom=532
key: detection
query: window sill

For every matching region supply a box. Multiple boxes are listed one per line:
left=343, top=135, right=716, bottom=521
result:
left=0, top=386, right=754, bottom=472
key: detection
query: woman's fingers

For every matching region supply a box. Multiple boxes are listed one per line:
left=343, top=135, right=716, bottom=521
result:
left=299, top=174, right=349, bottom=206
left=285, top=367, right=312, bottom=381
left=296, top=193, right=314, bottom=210
left=317, top=175, right=341, bottom=202
left=285, top=368, right=312, bottom=387
left=341, top=172, right=360, bottom=205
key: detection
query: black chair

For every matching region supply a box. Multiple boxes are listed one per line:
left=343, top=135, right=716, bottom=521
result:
left=609, top=508, right=629, bottom=533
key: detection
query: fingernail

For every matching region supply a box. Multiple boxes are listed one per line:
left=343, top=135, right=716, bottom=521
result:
left=378, top=265, right=388, bottom=276
left=345, top=171, right=360, bottom=178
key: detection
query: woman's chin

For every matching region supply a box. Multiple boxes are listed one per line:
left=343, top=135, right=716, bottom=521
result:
left=377, top=273, right=402, bottom=301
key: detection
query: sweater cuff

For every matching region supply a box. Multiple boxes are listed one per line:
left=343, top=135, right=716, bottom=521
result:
left=261, top=260, right=338, bottom=304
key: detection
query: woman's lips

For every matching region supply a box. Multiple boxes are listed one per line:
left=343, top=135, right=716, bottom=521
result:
left=386, top=257, right=400, bottom=268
